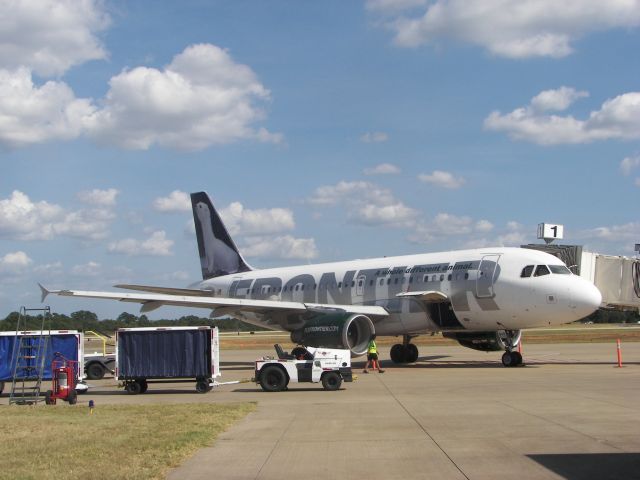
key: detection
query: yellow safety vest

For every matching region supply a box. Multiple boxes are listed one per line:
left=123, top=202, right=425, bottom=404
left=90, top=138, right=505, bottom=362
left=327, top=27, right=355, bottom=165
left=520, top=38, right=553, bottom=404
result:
left=367, top=340, right=377, bottom=354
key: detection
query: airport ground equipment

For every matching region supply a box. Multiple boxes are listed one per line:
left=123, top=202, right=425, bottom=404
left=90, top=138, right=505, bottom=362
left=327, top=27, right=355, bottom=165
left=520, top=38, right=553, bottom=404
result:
left=254, top=344, right=353, bottom=392
left=83, top=330, right=115, bottom=380
left=1, top=326, right=85, bottom=402
left=115, top=326, right=220, bottom=394
left=44, top=353, right=79, bottom=405
left=8, top=307, right=50, bottom=404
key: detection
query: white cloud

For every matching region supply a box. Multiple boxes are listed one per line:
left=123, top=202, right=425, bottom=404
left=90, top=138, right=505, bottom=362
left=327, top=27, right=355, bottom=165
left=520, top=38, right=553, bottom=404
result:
left=153, top=190, right=191, bottom=212
left=620, top=156, right=640, bottom=176
left=475, top=220, right=494, bottom=233
left=77, top=188, right=119, bottom=207
left=0, top=251, right=32, bottom=273
left=86, top=43, right=282, bottom=151
left=108, top=230, right=174, bottom=257
left=358, top=203, right=418, bottom=226
left=418, top=170, right=465, bottom=189
left=0, top=0, right=109, bottom=76
left=582, top=222, right=640, bottom=242
left=366, top=0, right=428, bottom=12
left=0, top=68, right=96, bottom=148
left=309, top=181, right=419, bottom=227
left=54, top=207, right=115, bottom=240
left=220, top=202, right=295, bottom=235
left=530, top=87, right=589, bottom=112
left=375, top=0, right=640, bottom=58
left=0, top=190, right=62, bottom=240
left=242, top=235, right=318, bottom=260
left=409, top=213, right=498, bottom=244
left=484, top=88, right=640, bottom=145
left=0, top=43, right=281, bottom=151
left=360, top=131, right=389, bottom=143
left=33, top=261, right=63, bottom=277
left=0, top=190, right=112, bottom=241
left=364, top=163, right=401, bottom=175
left=635, top=178, right=640, bottom=187
left=71, top=261, right=101, bottom=276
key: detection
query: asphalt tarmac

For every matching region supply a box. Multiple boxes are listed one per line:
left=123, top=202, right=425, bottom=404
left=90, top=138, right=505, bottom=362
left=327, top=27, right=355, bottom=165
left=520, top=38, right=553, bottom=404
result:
left=3, top=342, right=640, bottom=479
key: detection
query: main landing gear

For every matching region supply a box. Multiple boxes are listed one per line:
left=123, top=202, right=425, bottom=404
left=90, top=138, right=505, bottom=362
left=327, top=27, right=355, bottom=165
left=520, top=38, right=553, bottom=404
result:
left=390, top=335, right=419, bottom=364
left=500, top=330, right=523, bottom=367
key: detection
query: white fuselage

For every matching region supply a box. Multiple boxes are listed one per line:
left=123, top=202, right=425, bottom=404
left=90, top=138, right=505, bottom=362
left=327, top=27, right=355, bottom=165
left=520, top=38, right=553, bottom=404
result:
left=195, top=247, right=602, bottom=335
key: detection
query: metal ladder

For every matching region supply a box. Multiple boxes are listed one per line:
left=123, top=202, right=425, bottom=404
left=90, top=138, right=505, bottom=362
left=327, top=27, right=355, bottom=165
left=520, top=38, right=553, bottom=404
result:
left=9, top=307, right=51, bottom=405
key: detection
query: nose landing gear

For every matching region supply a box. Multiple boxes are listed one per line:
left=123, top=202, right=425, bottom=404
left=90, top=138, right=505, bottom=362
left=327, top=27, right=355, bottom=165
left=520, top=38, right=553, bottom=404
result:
left=500, top=330, right=523, bottom=367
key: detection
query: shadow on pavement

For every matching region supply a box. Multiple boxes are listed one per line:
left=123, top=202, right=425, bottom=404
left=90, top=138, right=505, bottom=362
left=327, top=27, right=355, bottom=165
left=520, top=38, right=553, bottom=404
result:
left=528, top=452, right=640, bottom=480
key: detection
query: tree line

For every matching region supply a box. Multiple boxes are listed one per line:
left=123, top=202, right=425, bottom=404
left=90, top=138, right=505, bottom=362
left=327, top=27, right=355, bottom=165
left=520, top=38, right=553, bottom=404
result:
left=0, top=310, right=268, bottom=334
left=0, top=308, right=637, bottom=335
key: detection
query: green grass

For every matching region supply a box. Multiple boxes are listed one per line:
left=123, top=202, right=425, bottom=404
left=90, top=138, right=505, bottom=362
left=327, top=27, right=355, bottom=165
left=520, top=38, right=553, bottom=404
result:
left=0, top=402, right=256, bottom=480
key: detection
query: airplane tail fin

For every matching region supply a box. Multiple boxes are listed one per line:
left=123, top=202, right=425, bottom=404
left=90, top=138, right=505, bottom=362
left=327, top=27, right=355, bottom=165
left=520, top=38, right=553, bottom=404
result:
left=190, top=192, right=253, bottom=280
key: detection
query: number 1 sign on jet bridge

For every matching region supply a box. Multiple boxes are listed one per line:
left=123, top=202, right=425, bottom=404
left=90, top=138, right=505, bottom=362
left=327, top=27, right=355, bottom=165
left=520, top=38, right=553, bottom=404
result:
left=538, top=223, right=564, bottom=244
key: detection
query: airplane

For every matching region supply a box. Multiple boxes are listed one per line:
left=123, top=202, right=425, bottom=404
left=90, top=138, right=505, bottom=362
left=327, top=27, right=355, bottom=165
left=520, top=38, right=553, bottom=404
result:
left=41, top=191, right=603, bottom=367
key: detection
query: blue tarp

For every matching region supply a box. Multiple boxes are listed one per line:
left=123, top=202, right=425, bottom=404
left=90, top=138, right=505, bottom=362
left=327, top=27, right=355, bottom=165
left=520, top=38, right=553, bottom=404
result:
left=118, top=329, right=211, bottom=379
left=0, top=334, right=79, bottom=381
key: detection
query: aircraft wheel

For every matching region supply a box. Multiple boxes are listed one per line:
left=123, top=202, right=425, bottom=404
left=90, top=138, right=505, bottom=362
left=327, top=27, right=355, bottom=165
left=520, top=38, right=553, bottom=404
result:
left=512, top=351, right=523, bottom=366
left=259, top=365, right=287, bottom=392
left=405, top=344, right=419, bottom=363
left=390, top=344, right=406, bottom=363
left=501, top=351, right=514, bottom=367
left=501, top=351, right=522, bottom=367
left=321, top=372, right=342, bottom=391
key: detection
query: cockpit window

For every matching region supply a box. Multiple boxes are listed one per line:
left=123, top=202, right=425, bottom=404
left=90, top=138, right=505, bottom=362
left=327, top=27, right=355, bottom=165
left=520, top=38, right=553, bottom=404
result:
left=549, top=265, right=571, bottom=275
left=534, top=265, right=551, bottom=277
left=520, top=265, right=534, bottom=277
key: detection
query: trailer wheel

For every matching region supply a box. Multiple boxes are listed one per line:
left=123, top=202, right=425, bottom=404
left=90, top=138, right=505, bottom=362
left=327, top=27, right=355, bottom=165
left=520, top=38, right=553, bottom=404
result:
left=125, top=382, right=142, bottom=395
left=259, top=365, right=287, bottom=392
left=321, top=372, right=342, bottom=391
left=45, top=390, right=55, bottom=405
left=139, top=380, right=148, bottom=394
left=195, top=380, right=210, bottom=393
left=67, top=390, right=78, bottom=405
left=86, top=362, right=105, bottom=380
left=0, top=381, right=4, bottom=395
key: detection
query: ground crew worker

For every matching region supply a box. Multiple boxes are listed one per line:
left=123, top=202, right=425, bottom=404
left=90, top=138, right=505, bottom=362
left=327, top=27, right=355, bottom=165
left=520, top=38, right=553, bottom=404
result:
left=363, top=334, right=384, bottom=373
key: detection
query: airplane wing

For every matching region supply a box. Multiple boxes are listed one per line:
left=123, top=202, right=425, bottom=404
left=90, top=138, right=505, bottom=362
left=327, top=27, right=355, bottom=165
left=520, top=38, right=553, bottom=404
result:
left=39, top=284, right=389, bottom=318
left=395, top=290, right=449, bottom=303
left=114, top=284, right=214, bottom=296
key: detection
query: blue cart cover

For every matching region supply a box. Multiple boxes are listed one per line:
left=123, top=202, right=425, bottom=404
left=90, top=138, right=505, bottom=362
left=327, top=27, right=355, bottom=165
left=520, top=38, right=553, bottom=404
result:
left=0, top=335, right=79, bottom=381
left=118, top=329, right=210, bottom=378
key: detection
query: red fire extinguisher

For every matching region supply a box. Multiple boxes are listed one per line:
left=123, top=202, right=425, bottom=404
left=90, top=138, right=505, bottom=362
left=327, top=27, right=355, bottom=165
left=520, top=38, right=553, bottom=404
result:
left=45, top=352, right=78, bottom=405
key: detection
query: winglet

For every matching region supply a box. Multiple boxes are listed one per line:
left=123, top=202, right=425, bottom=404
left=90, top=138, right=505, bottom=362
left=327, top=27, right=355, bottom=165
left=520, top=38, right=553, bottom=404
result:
left=38, top=283, right=50, bottom=303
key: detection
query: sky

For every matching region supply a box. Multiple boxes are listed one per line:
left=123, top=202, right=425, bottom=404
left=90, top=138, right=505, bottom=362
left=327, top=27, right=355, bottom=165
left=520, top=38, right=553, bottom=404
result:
left=1, top=0, right=639, bottom=320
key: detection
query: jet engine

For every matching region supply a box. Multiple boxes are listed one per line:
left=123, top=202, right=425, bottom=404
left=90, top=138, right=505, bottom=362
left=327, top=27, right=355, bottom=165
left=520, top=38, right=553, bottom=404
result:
left=443, top=330, right=522, bottom=352
left=291, top=313, right=375, bottom=356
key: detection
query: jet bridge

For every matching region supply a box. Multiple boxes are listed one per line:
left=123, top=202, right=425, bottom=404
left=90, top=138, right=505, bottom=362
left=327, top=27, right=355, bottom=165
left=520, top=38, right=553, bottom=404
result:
left=522, top=244, right=640, bottom=312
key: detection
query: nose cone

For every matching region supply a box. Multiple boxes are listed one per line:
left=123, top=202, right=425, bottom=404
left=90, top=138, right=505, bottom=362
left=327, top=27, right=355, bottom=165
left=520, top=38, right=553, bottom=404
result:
left=571, top=280, right=602, bottom=319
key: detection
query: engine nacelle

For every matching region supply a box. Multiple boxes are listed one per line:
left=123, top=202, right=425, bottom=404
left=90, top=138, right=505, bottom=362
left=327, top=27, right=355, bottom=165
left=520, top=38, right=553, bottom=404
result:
left=443, top=330, right=522, bottom=352
left=291, top=313, right=375, bottom=356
